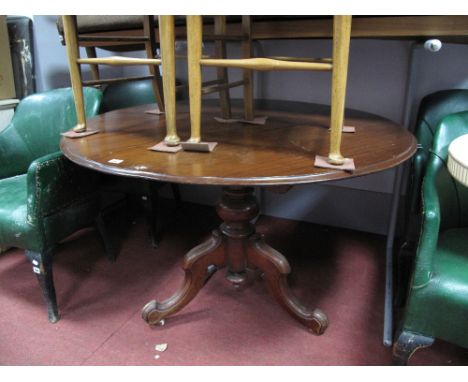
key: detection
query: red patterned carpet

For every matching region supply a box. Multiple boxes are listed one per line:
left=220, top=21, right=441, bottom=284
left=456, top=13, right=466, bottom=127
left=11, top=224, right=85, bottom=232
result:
left=0, top=200, right=467, bottom=366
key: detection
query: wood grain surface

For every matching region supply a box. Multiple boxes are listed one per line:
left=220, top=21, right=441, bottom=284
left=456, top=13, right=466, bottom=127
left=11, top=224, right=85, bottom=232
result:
left=60, top=100, right=416, bottom=186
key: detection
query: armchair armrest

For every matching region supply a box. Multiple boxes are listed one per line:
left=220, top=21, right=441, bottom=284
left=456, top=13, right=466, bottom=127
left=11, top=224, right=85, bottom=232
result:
left=26, top=152, right=100, bottom=225
left=412, top=160, right=441, bottom=287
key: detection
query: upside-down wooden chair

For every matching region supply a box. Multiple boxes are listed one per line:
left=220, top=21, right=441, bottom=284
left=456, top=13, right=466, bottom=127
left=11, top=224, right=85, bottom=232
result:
left=200, top=16, right=254, bottom=121
left=61, top=16, right=249, bottom=142
left=58, top=16, right=165, bottom=119
left=181, top=15, right=352, bottom=164
left=61, top=15, right=173, bottom=134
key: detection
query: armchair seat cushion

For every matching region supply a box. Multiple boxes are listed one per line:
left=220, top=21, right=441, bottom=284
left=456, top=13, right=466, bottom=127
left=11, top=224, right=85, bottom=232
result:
left=0, top=174, right=33, bottom=248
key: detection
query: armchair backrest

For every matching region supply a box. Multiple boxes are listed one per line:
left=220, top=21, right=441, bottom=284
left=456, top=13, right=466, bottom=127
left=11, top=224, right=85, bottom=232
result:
left=424, top=111, right=468, bottom=232
left=0, top=87, right=102, bottom=179
left=100, top=80, right=156, bottom=113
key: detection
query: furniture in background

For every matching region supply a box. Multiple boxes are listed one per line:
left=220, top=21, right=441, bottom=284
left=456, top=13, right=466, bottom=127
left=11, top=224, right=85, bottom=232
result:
left=68, top=16, right=468, bottom=46
left=60, top=15, right=169, bottom=133
left=100, top=79, right=181, bottom=248
left=393, top=111, right=468, bottom=365
left=401, top=89, right=468, bottom=255
left=7, top=16, right=36, bottom=99
left=395, top=89, right=468, bottom=306
left=61, top=100, right=416, bottom=335
left=100, top=78, right=181, bottom=113
left=397, top=90, right=468, bottom=306
left=0, top=87, right=112, bottom=323
left=184, top=16, right=351, bottom=165
left=57, top=16, right=164, bottom=113
left=59, top=16, right=254, bottom=141
left=0, top=16, right=16, bottom=101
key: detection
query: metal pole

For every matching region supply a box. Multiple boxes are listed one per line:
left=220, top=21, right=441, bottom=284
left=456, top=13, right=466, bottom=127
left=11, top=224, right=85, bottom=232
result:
left=383, top=38, right=442, bottom=346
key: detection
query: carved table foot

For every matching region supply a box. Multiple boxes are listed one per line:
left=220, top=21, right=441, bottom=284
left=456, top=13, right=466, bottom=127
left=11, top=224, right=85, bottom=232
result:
left=248, top=233, right=328, bottom=335
left=142, top=230, right=225, bottom=325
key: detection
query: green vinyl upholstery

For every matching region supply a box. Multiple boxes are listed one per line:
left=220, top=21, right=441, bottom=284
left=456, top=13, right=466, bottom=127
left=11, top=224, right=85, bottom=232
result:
left=0, top=87, right=104, bottom=323
left=404, top=89, right=468, bottom=245
left=100, top=79, right=157, bottom=113
left=393, top=110, right=468, bottom=364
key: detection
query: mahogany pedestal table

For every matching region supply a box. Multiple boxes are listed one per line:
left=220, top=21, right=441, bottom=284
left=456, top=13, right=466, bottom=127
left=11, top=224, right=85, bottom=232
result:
left=61, top=100, right=417, bottom=335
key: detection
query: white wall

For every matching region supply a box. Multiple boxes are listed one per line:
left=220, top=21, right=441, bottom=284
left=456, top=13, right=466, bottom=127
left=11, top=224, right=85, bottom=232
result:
left=31, top=16, right=468, bottom=234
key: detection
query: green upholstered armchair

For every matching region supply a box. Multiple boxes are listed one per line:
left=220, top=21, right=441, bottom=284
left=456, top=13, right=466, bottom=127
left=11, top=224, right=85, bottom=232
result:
left=393, top=110, right=468, bottom=364
left=100, top=79, right=160, bottom=113
left=402, top=89, right=468, bottom=251
left=0, top=87, right=106, bottom=323
left=397, top=90, right=468, bottom=308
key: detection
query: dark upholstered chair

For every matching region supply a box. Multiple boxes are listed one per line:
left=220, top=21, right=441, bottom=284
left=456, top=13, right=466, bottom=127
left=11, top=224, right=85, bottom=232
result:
left=100, top=79, right=160, bottom=113
left=393, top=110, right=468, bottom=364
left=0, top=87, right=108, bottom=323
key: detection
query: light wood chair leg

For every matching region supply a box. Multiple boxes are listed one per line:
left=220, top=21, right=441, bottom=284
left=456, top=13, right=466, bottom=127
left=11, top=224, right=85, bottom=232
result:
left=62, top=15, right=87, bottom=132
left=143, top=15, right=165, bottom=113
left=186, top=15, right=203, bottom=143
left=328, top=15, right=352, bottom=165
left=214, top=16, right=232, bottom=119
left=85, top=47, right=100, bottom=81
left=159, top=16, right=180, bottom=146
left=242, top=16, right=254, bottom=121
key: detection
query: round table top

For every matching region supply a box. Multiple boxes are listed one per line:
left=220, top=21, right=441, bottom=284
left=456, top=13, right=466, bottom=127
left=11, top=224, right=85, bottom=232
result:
left=448, top=133, right=468, bottom=187
left=61, top=100, right=417, bottom=186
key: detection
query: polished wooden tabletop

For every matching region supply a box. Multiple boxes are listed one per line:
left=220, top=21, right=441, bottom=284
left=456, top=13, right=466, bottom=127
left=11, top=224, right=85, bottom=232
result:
left=60, top=100, right=417, bottom=186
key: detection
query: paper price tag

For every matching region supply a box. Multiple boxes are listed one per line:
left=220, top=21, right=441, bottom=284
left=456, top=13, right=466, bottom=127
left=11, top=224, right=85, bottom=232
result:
left=108, top=159, right=124, bottom=164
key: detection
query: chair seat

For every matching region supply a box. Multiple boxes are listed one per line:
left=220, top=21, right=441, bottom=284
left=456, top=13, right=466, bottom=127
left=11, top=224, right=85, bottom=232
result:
left=57, top=15, right=329, bottom=35
left=57, top=16, right=189, bottom=35
left=0, top=174, right=33, bottom=248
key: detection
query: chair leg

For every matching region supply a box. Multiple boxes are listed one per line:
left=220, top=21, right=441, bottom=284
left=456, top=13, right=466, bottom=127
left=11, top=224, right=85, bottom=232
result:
left=242, top=16, right=254, bottom=121
left=328, top=15, right=352, bottom=165
left=392, top=330, right=435, bottom=365
left=85, top=46, right=100, bottom=81
left=170, top=183, right=182, bottom=208
left=25, top=249, right=60, bottom=323
left=95, top=212, right=118, bottom=262
left=62, top=15, right=87, bottom=133
left=146, top=183, right=162, bottom=248
left=186, top=15, right=203, bottom=143
left=214, top=16, right=232, bottom=119
left=143, top=15, right=165, bottom=113
left=159, top=15, right=180, bottom=146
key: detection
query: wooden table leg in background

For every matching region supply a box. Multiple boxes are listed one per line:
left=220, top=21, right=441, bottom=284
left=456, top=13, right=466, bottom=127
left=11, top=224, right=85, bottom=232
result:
left=141, top=186, right=328, bottom=335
